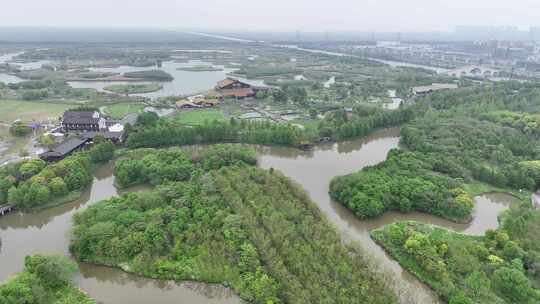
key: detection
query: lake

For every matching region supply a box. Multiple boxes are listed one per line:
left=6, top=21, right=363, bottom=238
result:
left=68, top=60, right=264, bottom=99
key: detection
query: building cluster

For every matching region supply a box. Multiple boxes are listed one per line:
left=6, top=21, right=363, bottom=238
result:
left=210, top=77, right=271, bottom=100
left=176, top=95, right=219, bottom=109
left=40, top=110, right=137, bottom=161
left=176, top=77, right=272, bottom=109
left=332, top=38, right=540, bottom=79
left=411, top=83, right=459, bottom=96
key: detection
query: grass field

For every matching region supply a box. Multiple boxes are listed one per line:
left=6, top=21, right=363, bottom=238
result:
left=0, top=100, right=73, bottom=123
left=174, top=108, right=226, bottom=125
left=104, top=83, right=163, bottom=94
left=102, top=103, right=146, bottom=119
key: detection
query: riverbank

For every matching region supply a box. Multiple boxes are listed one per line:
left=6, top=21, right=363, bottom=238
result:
left=1, top=127, right=531, bottom=304
left=0, top=254, right=96, bottom=303
left=70, top=146, right=395, bottom=304
left=104, top=83, right=163, bottom=95
left=372, top=220, right=540, bottom=304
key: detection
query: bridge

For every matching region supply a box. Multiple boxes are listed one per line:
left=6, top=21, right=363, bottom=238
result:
left=0, top=204, right=14, bottom=216
left=447, top=65, right=500, bottom=78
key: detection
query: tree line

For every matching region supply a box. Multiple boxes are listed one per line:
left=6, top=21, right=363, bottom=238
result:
left=330, top=81, right=540, bottom=222
left=2, top=138, right=115, bottom=209
left=126, top=105, right=416, bottom=150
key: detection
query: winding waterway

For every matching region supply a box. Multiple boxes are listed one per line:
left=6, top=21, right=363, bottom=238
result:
left=256, top=128, right=521, bottom=303
left=0, top=163, right=243, bottom=304
left=0, top=128, right=522, bottom=303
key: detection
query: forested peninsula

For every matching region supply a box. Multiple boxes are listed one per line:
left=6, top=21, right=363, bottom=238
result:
left=70, top=145, right=395, bottom=304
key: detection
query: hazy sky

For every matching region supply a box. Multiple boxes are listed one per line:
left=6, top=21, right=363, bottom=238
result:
left=1, top=0, right=539, bottom=32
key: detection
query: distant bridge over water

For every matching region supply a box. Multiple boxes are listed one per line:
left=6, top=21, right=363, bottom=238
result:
left=447, top=65, right=500, bottom=78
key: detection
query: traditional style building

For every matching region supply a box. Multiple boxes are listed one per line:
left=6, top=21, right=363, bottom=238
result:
left=40, top=137, right=88, bottom=161
left=215, top=77, right=256, bottom=99
left=213, top=77, right=271, bottom=100
left=61, top=111, right=106, bottom=131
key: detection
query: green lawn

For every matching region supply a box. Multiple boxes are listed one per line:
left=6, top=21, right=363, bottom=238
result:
left=0, top=100, right=73, bottom=123
left=174, top=109, right=226, bottom=125
left=102, top=103, right=146, bottom=119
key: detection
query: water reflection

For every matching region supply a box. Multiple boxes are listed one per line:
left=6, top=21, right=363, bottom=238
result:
left=0, top=160, right=242, bottom=304
left=257, top=128, right=521, bottom=304
left=77, top=263, right=242, bottom=304
left=0, top=127, right=523, bottom=304
left=0, top=162, right=117, bottom=279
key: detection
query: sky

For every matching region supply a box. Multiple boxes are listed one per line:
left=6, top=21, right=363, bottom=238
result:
left=1, top=0, right=539, bottom=32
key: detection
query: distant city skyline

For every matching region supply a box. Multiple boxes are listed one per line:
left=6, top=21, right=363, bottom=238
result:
left=0, top=0, right=539, bottom=32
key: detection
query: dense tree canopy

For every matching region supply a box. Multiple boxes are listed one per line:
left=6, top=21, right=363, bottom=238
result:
left=0, top=255, right=95, bottom=304
left=6, top=140, right=115, bottom=209
left=372, top=220, right=540, bottom=304
left=331, top=99, right=540, bottom=221
left=71, top=145, right=395, bottom=304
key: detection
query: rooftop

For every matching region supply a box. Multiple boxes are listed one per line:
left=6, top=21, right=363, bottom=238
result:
left=413, top=83, right=458, bottom=93
left=62, top=111, right=101, bottom=125
left=41, top=137, right=87, bottom=158
left=216, top=77, right=239, bottom=89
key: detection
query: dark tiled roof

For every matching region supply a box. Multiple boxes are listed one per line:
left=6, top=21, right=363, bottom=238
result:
left=81, top=131, right=123, bottom=140
left=62, top=111, right=100, bottom=125
left=47, top=137, right=87, bottom=156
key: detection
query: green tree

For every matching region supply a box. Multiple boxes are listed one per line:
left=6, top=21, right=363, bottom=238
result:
left=9, top=122, right=31, bottom=137
left=492, top=266, right=532, bottom=302
left=136, top=111, right=160, bottom=127
left=38, top=134, right=56, bottom=149
left=19, top=160, right=46, bottom=180
left=24, top=254, right=77, bottom=288
left=49, top=177, right=68, bottom=196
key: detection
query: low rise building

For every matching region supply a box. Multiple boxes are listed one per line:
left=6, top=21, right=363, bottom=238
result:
left=412, top=83, right=459, bottom=96
left=61, top=111, right=106, bottom=131
left=213, top=77, right=271, bottom=100
left=40, top=137, right=88, bottom=161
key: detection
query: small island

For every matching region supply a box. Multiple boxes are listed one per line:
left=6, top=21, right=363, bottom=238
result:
left=123, top=70, right=174, bottom=81
left=104, top=83, right=163, bottom=95
left=177, top=65, right=224, bottom=72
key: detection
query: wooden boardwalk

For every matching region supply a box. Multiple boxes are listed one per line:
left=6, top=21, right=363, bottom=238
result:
left=0, top=204, right=14, bottom=216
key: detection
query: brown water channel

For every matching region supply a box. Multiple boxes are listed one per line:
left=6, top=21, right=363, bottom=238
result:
left=256, top=128, right=521, bottom=303
left=0, top=128, right=521, bottom=303
left=0, top=163, right=242, bottom=304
